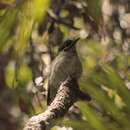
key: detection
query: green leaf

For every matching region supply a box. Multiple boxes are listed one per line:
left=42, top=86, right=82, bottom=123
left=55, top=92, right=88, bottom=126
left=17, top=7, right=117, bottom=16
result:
left=59, top=24, right=69, bottom=38
left=18, top=64, right=32, bottom=85
left=5, top=61, right=17, bottom=88
left=0, top=8, right=18, bottom=51
left=85, top=0, right=102, bottom=24
left=102, top=65, right=130, bottom=110
left=62, top=119, right=92, bottom=130
left=80, top=80, right=130, bottom=129
left=79, top=102, right=123, bottom=130
left=15, top=0, right=50, bottom=57
left=79, top=102, right=108, bottom=130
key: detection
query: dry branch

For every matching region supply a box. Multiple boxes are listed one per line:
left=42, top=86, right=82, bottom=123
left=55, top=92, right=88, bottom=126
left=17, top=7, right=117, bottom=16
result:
left=23, top=77, right=91, bottom=130
left=23, top=77, right=78, bottom=130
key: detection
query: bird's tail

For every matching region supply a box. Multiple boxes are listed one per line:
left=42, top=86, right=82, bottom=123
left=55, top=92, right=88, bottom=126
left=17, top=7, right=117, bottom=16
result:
left=78, top=90, right=91, bottom=101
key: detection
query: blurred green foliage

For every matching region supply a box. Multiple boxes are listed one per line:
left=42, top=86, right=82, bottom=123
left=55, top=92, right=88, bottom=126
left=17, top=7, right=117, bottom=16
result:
left=0, top=9, right=18, bottom=51
left=0, top=0, right=130, bottom=130
left=85, top=0, right=102, bottom=24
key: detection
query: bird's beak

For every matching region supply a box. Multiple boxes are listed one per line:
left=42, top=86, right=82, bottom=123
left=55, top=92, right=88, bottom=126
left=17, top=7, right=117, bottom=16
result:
left=72, top=37, right=80, bottom=46
left=74, top=37, right=80, bottom=43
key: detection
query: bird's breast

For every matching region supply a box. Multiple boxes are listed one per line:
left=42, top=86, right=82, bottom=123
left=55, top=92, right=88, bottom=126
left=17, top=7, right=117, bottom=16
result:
left=49, top=52, right=82, bottom=87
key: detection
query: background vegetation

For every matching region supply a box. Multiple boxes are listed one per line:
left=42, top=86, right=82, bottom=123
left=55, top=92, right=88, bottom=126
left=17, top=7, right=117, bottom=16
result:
left=0, top=0, right=130, bottom=130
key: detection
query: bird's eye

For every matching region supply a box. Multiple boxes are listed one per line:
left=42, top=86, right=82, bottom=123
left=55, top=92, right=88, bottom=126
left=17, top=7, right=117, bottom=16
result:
left=58, top=40, right=73, bottom=52
left=64, top=40, right=73, bottom=47
left=65, top=42, right=70, bottom=47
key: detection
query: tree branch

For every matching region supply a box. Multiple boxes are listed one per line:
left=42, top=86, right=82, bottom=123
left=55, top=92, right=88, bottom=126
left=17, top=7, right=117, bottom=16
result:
left=23, top=77, right=91, bottom=130
left=47, top=10, right=80, bottom=30
left=23, top=77, right=78, bottom=130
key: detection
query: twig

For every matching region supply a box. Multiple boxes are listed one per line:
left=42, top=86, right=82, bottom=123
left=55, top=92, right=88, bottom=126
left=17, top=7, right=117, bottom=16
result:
left=47, top=10, right=80, bottom=30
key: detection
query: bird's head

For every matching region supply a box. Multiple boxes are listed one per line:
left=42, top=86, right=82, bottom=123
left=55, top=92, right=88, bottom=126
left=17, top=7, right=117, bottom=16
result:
left=58, top=38, right=80, bottom=53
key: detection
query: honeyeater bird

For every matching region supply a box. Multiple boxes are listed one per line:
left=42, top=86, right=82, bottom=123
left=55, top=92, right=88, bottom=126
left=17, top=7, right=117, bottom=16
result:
left=47, top=38, right=91, bottom=105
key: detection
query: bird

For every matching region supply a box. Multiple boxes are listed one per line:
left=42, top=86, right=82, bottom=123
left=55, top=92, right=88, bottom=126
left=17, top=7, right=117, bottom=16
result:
left=47, top=38, right=91, bottom=105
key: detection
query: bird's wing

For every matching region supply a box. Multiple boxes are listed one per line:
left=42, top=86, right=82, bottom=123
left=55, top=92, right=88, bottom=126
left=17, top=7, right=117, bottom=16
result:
left=47, top=82, right=51, bottom=105
left=47, top=57, right=67, bottom=105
